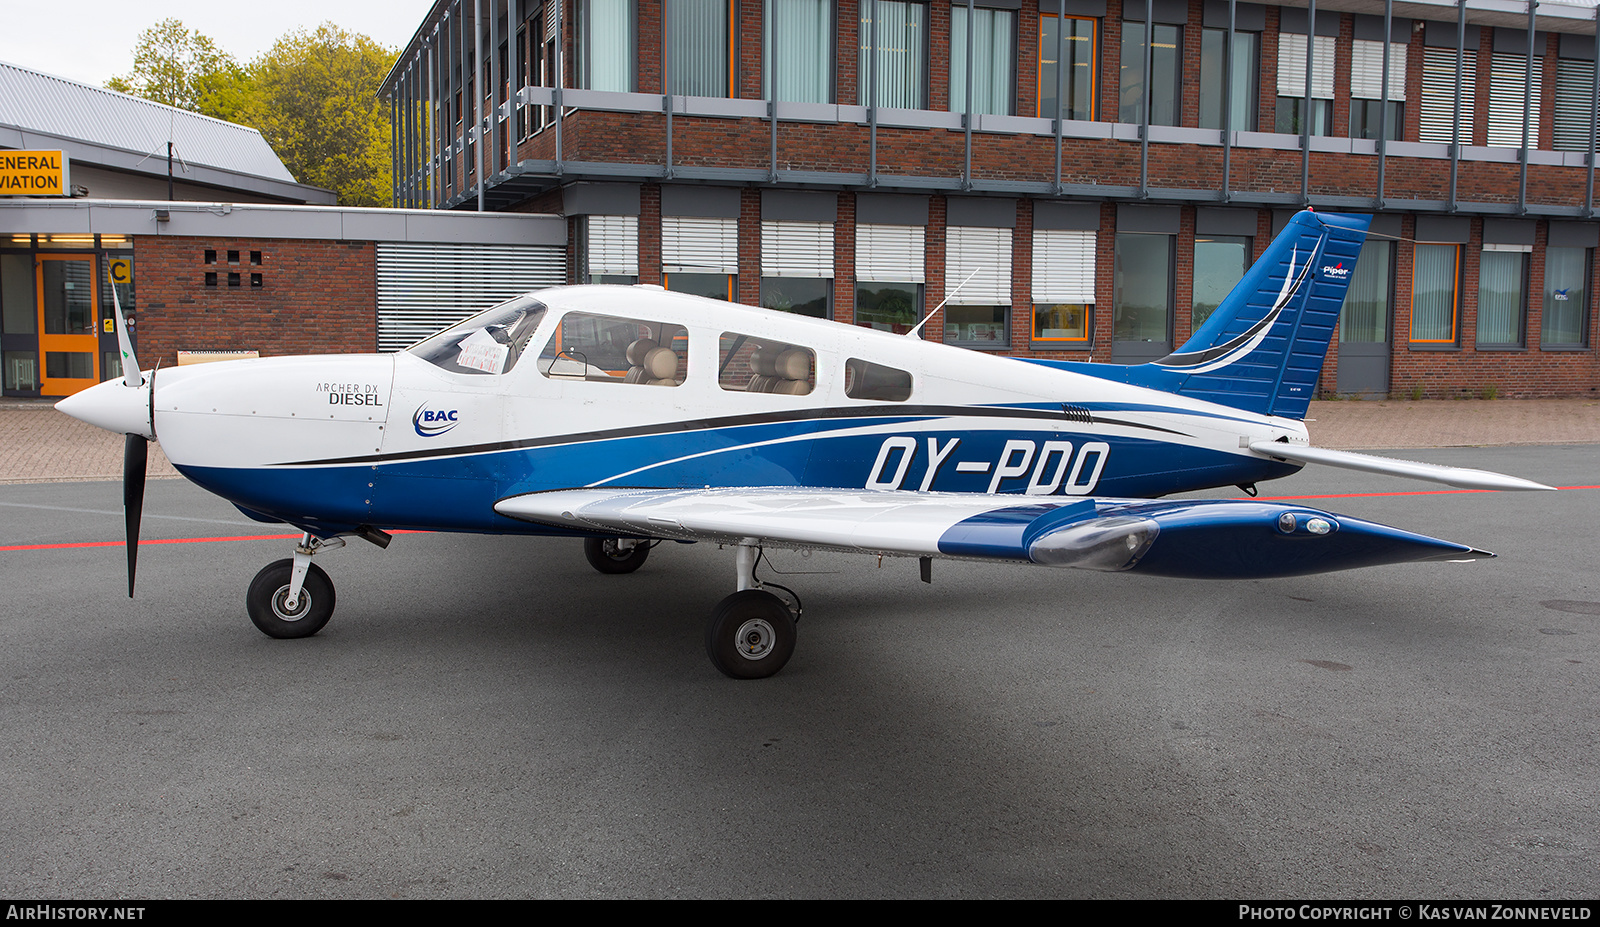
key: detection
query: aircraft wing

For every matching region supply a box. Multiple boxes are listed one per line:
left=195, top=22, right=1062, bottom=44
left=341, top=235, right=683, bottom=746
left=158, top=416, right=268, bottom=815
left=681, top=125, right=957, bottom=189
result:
left=1247, top=442, right=1555, bottom=491
left=494, top=487, right=1493, bottom=579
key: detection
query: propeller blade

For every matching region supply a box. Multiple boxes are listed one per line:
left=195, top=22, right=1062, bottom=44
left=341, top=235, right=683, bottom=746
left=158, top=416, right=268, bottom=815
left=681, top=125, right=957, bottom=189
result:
left=108, top=264, right=140, bottom=387
left=124, top=433, right=147, bottom=597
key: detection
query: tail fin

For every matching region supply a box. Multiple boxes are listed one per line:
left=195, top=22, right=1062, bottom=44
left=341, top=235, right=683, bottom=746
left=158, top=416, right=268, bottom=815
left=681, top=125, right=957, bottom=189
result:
left=1149, top=210, right=1370, bottom=419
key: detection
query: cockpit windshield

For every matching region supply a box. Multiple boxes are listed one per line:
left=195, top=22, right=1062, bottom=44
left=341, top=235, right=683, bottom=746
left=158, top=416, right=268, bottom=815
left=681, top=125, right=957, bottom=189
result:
left=406, top=295, right=549, bottom=375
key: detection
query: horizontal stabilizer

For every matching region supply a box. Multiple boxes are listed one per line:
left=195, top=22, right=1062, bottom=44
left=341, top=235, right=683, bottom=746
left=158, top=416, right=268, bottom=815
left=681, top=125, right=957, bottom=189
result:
left=1247, top=443, right=1556, bottom=492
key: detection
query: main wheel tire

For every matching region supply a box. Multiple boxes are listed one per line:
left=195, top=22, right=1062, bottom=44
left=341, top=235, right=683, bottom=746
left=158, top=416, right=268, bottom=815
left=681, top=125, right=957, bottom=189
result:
left=705, top=589, right=797, bottom=680
left=246, top=559, right=335, bottom=639
left=583, top=537, right=650, bottom=574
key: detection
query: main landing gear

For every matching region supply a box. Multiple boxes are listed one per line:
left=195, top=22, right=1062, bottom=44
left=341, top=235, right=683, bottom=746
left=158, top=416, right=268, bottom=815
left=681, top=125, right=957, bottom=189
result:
left=584, top=535, right=802, bottom=679
left=246, top=534, right=344, bottom=639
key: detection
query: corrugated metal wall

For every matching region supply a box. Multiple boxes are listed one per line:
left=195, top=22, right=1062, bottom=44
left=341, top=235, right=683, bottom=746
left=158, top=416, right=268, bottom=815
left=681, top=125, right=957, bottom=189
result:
left=376, top=242, right=566, bottom=351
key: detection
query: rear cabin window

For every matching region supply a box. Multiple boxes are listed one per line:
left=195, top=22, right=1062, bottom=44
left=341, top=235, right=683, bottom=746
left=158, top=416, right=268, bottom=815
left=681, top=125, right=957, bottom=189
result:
left=844, top=358, right=913, bottom=401
left=718, top=333, right=816, bottom=395
left=539, top=312, right=688, bottom=386
left=406, top=296, right=548, bottom=376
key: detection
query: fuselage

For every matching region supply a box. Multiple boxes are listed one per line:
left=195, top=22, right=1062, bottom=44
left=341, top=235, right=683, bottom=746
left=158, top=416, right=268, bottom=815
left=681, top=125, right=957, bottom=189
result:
left=116, top=286, right=1309, bottom=537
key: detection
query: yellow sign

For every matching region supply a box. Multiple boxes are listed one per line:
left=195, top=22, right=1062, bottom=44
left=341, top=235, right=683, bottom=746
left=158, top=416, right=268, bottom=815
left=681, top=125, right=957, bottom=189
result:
left=0, top=150, right=69, bottom=196
left=103, top=318, right=115, bottom=333
left=109, top=258, right=132, bottom=284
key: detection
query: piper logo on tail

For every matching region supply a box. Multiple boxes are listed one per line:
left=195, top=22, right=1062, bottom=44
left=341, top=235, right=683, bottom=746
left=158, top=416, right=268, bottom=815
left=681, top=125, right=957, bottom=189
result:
left=1320, top=262, right=1351, bottom=279
left=412, top=404, right=460, bottom=437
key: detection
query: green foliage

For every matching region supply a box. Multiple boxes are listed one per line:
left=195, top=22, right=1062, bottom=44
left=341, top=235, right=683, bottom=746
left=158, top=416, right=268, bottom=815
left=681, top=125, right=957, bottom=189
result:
left=108, top=19, right=397, bottom=207
left=107, top=19, right=246, bottom=120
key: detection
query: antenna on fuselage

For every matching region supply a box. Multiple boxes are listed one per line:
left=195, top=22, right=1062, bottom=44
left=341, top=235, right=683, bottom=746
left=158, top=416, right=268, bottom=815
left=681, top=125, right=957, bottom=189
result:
left=906, top=269, right=981, bottom=340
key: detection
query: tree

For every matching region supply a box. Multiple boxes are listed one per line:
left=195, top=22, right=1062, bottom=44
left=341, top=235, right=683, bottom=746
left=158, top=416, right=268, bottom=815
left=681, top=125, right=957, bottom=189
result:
left=107, top=19, right=246, bottom=120
left=236, top=24, right=396, bottom=207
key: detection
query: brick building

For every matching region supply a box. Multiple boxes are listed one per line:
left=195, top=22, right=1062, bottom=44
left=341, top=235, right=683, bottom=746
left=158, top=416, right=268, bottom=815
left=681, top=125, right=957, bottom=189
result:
left=382, top=0, right=1600, bottom=398
left=0, top=61, right=564, bottom=398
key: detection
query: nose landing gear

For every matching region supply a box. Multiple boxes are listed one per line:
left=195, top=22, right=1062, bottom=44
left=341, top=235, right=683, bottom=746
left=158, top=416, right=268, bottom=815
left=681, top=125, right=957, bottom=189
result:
left=246, top=534, right=342, bottom=639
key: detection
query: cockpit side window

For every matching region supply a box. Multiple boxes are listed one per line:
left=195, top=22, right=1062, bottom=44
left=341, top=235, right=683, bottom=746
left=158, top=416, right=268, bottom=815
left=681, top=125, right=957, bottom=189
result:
left=539, top=311, right=688, bottom=386
left=844, top=358, right=913, bottom=401
left=718, top=333, right=816, bottom=395
left=406, top=296, right=548, bottom=376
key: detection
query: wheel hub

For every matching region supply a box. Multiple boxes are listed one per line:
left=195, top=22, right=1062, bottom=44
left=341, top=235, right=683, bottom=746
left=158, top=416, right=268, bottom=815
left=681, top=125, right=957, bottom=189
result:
left=270, top=585, right=311, bottom=622
left=735, top=618, right=776, bottom=660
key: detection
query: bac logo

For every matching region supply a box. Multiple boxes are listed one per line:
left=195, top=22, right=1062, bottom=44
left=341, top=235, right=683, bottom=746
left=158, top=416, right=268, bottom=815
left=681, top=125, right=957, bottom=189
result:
left=412, top=404, right=460, bottom=437
left=1320, top=262, right=1351, bottom=279
left=866, top=436, right=1110, bottom=495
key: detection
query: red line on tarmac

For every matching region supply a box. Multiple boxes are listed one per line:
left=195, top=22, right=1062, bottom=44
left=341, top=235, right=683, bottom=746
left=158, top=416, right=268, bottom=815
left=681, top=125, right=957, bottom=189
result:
left=2, top=530, right=427, bottom=553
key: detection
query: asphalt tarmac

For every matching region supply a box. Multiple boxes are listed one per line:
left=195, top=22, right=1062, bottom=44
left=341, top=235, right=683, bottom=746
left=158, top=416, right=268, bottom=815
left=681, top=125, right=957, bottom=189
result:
left=1, top=445, right=1596, bottom=898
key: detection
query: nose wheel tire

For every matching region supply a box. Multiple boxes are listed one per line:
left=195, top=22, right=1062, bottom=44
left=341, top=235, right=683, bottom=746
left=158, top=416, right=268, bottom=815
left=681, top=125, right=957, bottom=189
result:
left=705, top=589, right=797, bottom=679
left=246, top=559, right=335, bottom=639
left=584, top=537, right=650, bottom=574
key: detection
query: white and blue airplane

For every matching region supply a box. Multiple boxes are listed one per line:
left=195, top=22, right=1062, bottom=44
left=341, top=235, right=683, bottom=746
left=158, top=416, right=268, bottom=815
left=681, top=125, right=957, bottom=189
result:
left=58, top=210, right=1552, bottom=678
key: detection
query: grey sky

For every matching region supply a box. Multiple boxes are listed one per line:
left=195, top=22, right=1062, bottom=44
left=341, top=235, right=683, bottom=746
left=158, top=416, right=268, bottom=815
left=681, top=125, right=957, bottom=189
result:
left=0, top=1, right=436, bottom=88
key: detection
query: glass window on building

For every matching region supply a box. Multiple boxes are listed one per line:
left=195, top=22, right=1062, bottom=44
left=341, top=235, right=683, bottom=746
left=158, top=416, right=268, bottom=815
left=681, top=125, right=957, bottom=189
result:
left=1032, top=228, right=1095, bottom=346
left=1418, top=45, right=1476, bottom=144
left=1541, top=246, right=1590, bottom=347
left=1276, top=32, right=1335, bottom=135
left=944, top=225, right=1012, bottom=348
left=667, top=0, right=733, bottom=97
left=581, top=215, right=639, bottom=285
left=1114, top=232, right=1173, bottom=345
left=665, top=273, right=735, bottom=300
left=857, top=282, right=922, bottom=334
left=578, top=0, right=634, bottom=92
left=764, top=0, right=833, bottom=103
left=1350, top=39, right=1406, bottom=141
left=1340, top=239, right=1392, bottom=343
left=950, top=5, right=1015, bottom=115
left=1542, top=246, right=1591, bottom=347
left=761, top=277, right=830, bottom=318
left=1553, top=57, right=1597, bottom=152
left=1191, top=235, right=1251, bottom=329
left=1476, top=248, right=1528, bottom=347
left=945, top=305, right=1008, bottom=345
left=1351, top=100, right=1404, bottom=141
left=1199, top=29, right=1257, bottom=131
left=1038, top=15, right=1097, bottom=121
left=1487, top=52, right=1542, bottom=148
left=1410, top=244, right=1460, bottom=343
left=1120, top=22, right=1181, bottom=126
left=2, top=252, right=39, bottom=393
left=859, top=0, right=928, bottom=108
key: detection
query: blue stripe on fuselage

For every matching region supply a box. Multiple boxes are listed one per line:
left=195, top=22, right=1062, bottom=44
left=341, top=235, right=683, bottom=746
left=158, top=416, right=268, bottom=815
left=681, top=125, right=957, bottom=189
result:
left=177, top=415, right=1299, bottom=535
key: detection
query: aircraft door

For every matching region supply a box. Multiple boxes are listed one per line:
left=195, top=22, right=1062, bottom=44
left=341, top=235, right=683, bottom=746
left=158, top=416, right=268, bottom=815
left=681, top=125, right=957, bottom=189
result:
left=375, top=372, right=509, bottom=532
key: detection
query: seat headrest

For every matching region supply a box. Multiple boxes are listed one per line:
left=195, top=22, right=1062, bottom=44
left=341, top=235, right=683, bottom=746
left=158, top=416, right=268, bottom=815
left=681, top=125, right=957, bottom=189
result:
left=774, top=348, right=811, bottom=380
left=625, top=338, right=660, bottom=366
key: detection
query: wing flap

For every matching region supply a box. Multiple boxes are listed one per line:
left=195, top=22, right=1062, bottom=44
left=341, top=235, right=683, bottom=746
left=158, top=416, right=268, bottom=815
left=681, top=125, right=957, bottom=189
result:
left=1248, top=442, right=1555, bottom=492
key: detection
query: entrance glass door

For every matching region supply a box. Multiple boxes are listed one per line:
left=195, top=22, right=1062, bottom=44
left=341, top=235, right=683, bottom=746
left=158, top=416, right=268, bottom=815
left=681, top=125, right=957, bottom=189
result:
left=1335, top=240, right=1392, bottom=398
left=37, top=255, right=99, bottom=396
